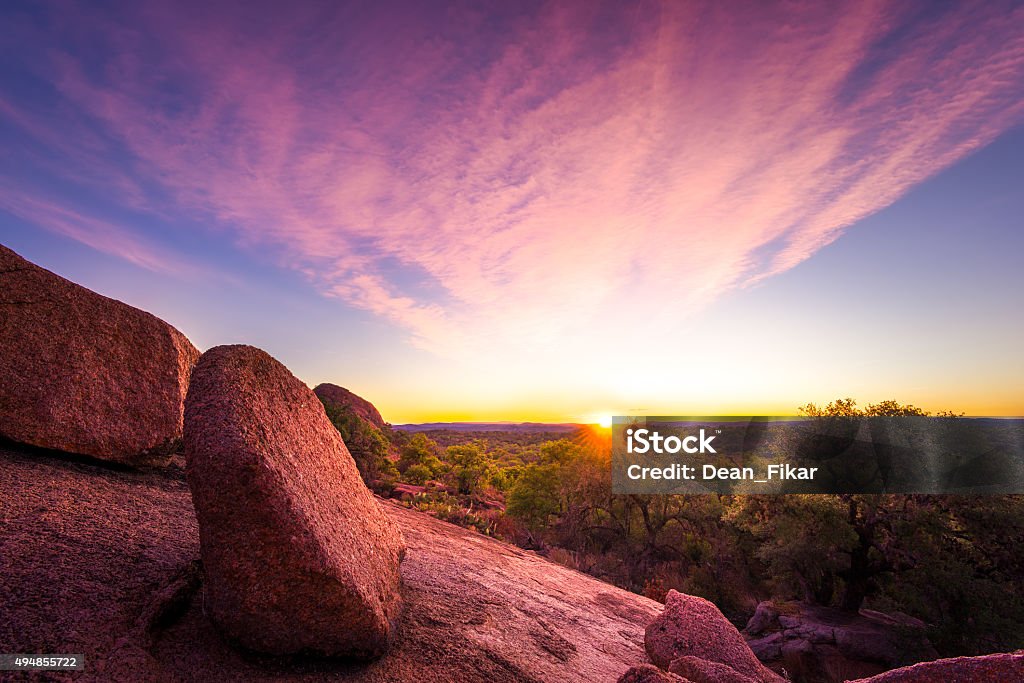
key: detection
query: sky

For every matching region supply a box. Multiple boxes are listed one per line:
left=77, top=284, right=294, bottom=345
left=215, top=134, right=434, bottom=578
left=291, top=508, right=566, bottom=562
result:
left=1, top=0, right=1023, bottom=423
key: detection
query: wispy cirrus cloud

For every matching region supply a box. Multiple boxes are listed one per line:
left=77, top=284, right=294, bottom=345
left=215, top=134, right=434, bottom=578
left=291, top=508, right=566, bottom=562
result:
left=3, top=0, right=1024, bottom=358
left=0, top=189, right=194, bottom=276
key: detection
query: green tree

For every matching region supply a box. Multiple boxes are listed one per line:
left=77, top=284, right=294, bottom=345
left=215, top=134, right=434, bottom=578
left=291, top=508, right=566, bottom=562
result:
left=398, top=433, right=441, bottom=473
left=864, top=400, right=928, bottom=417
left=447, top=443, right=489, bottom=495
left=489, top=464, right=521, bottom=491
left=537, top=439, right=584, bottom=466
left=404, top=463, right=433, bottom=485
left=507, top=462, right=561, bottom=531
left=320, top=399, right=397, bottom=484
left=799, top=397, right=932, bottom=418
left=725, top=495, right=857, bottom=605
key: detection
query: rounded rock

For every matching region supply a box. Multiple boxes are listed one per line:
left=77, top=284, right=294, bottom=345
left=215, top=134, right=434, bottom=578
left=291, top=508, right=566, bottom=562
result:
left=183, top=345, right=405, bottom=658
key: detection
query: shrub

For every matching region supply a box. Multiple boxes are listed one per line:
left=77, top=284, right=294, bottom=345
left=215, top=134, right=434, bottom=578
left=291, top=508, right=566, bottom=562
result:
left=404, top=463, right=433, bottom=485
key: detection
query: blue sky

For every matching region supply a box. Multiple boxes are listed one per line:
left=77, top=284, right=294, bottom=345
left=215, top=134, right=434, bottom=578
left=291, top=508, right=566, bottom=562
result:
left=2, top=0, right=1023, bottom=421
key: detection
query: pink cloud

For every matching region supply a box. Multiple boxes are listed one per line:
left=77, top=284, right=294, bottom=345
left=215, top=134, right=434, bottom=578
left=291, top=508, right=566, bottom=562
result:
left=7, top=0, right=1024, bottom=358
left=0, top=189, right=194, bottom=276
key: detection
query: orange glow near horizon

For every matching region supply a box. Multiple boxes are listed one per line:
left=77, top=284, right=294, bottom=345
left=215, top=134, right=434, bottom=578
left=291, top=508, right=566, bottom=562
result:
left=357, top=390, right=1023, bottom=426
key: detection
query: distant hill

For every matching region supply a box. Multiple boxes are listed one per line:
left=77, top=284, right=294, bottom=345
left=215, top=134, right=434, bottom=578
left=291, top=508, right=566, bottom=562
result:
left=394, top=422, right=583, bottom=433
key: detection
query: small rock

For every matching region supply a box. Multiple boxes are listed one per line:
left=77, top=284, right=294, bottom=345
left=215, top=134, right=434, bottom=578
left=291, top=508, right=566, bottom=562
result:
left=791, top=622, right=836, bottom=644
left=747, top=632, right=784, bottom=661
left=743, top=601, right=780, bottom=636
left=778, top=615, right=801, bottom=629
left=668, top=655, right=757, bottom=683
left=184, top=345, right=405, bottom=658
left=617, top=664, right=691, bottom=683
left=781, top=638, right=814, bottom=657
left=645, top=590, right=785, bottom=682
left=392, top=483, right=426, bottom=499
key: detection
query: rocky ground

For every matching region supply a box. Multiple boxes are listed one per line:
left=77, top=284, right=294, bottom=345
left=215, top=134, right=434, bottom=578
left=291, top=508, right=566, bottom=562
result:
left=0, top=443, right=658, bottom=682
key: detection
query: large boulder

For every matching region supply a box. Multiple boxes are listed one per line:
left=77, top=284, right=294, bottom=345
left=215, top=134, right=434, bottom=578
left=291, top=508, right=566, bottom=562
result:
left=645, top=590, right=784, bottom=683
left=849, top=652, right=1024, bottom=682
left=313, top=382, right=397, bottom=488
left=314, top=383, right=388, bottom=430
left=183, top=345, right=405, bottom=658
left=0, top=243, right=198, bottom=465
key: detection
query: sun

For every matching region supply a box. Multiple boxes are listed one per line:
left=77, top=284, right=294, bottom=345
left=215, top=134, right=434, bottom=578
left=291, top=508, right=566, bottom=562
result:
left=584, top=413, right=613, bottom=428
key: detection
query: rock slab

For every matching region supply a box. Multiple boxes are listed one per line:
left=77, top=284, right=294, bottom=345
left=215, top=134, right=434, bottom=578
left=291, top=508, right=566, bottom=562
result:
left=645, top=590, right=784, bottom=683
left=849, top=651, right=1024, bottom=682
left=0, top=243, right=199, bottom=464
left=183, top=345, right=405, bottom=658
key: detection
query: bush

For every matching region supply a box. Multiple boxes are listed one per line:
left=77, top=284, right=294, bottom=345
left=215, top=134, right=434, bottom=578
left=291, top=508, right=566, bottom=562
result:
left=320, top=399, right=396, bottom=485
left=398, top=433, right=441, bottom=473
left=446, top=443, right=490, bottom=495
left=506, top=463, right=561, bottom=531
left=404, top=463, right=433, bottom=485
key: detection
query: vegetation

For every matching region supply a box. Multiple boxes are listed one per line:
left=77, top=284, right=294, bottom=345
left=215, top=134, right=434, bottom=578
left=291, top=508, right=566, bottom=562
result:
left=396, top=433, right=444, bottom=477
left=319, top=398, right=398, bottom=488
left=323, top=397, right=1024, bottom=659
